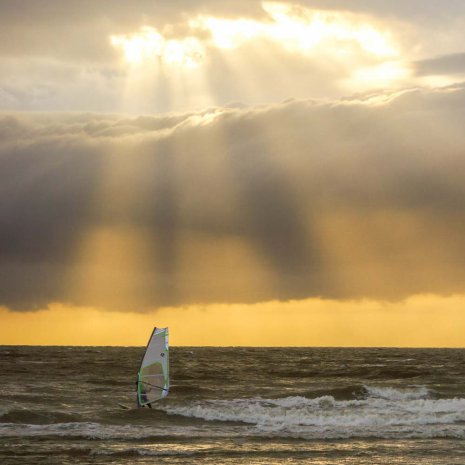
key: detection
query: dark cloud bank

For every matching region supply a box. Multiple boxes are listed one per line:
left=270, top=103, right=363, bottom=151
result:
left=414, top=52, right=465, bottom=76
left=1, top=84, right=465, bottom=311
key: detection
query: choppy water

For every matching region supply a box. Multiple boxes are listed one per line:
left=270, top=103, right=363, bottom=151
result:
left=1, top=346, right=465, bottom=464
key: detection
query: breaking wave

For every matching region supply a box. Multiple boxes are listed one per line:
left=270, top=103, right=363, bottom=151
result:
left=363, top=385, right=432, bottom=401
left=3, top=385, right=464, bottom=440
left=157, top=386, right=465, bottom=439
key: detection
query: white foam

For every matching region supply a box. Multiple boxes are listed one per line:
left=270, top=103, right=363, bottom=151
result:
left=3, top=386, right=465, bottom=440
left=364, top=385, right=431, bottom=401
left=159, top=388, right=465, bottom=438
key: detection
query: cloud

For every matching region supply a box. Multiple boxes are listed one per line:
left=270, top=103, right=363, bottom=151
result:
left=2, top=1, right=465, bottom=113
left=0, top=1, right=264, bottom=62
left=1, top=84, right=465, bottom=310
left=414, top=52, right=465, bottom=76
left=1, top=0, right=462, bottom=61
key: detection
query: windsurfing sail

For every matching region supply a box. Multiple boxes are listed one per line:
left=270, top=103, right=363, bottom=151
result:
left=136, top=327, right=169, bottom=407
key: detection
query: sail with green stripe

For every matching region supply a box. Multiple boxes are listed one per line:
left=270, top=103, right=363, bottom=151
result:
left=137, top=327, right=169, bottom=407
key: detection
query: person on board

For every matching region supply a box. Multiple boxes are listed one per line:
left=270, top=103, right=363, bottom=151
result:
left=136, top=379, right=152, bottom=408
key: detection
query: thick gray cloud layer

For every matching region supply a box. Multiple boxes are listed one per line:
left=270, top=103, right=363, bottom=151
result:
left=1, top=84, right=465, bottom=310
left=414, top=53, right=465, bottom=76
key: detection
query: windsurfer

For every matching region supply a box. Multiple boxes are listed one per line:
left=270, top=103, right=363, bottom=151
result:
left=136, top=379, right=153, bottom=408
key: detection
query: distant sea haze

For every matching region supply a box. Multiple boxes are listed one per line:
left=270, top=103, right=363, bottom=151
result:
left=1, top=346, right=465, bottom=464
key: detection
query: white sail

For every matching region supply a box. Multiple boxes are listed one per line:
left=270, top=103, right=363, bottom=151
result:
left=137, top=327, right=169, bottom=406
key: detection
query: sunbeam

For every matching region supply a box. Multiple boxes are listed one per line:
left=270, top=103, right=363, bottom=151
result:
left=66, top=139, right=157, bottom=311
left=111, top=27, right=204, bottom=67
left=193, top=2, right=398, bottom=59
left=109, top=1, right=410, bottom=112
left=3, top=0, right=465, bottom=353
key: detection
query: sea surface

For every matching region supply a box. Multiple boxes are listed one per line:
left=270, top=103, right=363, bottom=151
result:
left=1, top=346, right=465, bottom=464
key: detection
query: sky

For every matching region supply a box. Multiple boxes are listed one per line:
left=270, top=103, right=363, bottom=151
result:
left=1, top=0, right=465, bottom=346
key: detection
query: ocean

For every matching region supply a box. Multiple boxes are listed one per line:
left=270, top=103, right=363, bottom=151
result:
left=1, top=346, right=465, bottom=464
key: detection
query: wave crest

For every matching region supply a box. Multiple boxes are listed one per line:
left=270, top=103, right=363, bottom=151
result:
left=158, top=387, right=465, bottom=438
